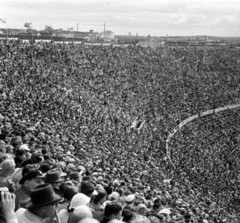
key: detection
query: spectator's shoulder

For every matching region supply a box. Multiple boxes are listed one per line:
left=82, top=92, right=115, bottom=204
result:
left=15, top=207, right=27, bottom=216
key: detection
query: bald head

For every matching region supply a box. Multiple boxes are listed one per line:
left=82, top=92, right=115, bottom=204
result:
left=1, top=159, right=15, bottom=176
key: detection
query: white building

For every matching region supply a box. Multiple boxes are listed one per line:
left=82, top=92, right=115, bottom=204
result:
left=100, top=30, right=115, bottom=41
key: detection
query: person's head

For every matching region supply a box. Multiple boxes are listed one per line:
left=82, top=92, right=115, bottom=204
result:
left=15, top=149, right=26, bottom=161
left=116, top=188, right=123, bottom=196
left=69, top=205, right=93, bottom=223
left=125, top=194, right=135, bottom=205
left=43, top=169, right=63, bottom=189
left=91, top=189, right=107, bottom=205
left=82, top=176, right=91, bottom=182
left=10, top=135, right=22, bottom=147
left=137, top=204, right=147, bottom=216
left=21, top=158, right=37, bottom=168
left=108, top=192, right=120, bottom=202
left=70, top=193, right=91, bottom=209
left=69, top=172, right=80, bottom=187
left=148, top=216, right=161, bottom=223
left=23, top=135, right=30, bottom=144
left=104, top=202, right=122, bottom=221
left=63, top=185, right=78, bottom=202
left=28, top=184, right=62, bottom=219
left=122, top=209, right=134, bottom=223
left=5, top=145, right=13, bottom=154
left=80, top=180, right=95, bottom=197
left=152, top=202, right=161, bottom=213
left=14, top=156, right=25, bottom=167
left=39, top=164, right=51, bottom=173
left=0, top=158, right=15, bottom=177
left=19, top=169, right=44, bottom=191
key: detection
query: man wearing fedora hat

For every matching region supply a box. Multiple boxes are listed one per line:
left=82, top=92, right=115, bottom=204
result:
left=68, top=171, right=80, bottom=187
left=43, top=169, right=63, bottom=189
left=16, top=183, right=62, bottom=223
left=15, top=168, right=43, bottom=210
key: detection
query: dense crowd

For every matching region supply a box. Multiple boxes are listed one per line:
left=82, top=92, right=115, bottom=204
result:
left=0, top=38, right=240, bottom=223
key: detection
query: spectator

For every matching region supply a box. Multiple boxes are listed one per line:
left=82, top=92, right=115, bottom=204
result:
left=15, top=169, right=43, bottom=210
left=80, top=180, right=96, bottom=198
left=58, top=185, right=78, bottom=223
left=148, top=202, right=161, bottom=219
left=43, top=169, right=63, bottom=189
left=69, top=171, right=80, bottom=187
left=122, top=209, right=134, bottom=223
left=124, top=194, right=136, bottom=211
left=0, top=159, right=16, bottom=192
left=101, top=202, right=122, bottom=223
left=90, top=189, right=107, bottom=211
left=16, top=184, right=62, bottom=223
left=137, top=204, right=148, bottom=216
left=68, top=205, right=93, bottom=223
left=5, top=145, right=14, bottom=154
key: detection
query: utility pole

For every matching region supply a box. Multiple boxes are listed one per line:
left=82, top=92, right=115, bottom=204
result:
left=77, top=23, right=78, bottom=32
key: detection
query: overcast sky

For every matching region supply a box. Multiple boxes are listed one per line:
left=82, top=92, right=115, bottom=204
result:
left=1, top=0, right=240, bottom=36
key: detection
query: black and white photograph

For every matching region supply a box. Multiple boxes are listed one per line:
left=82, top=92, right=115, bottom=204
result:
left=0, top=0, right=240, bottom=222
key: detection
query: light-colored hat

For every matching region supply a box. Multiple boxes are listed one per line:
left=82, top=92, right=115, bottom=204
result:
left=68, top=158, right=75, bottom=163
left=108, top=192, right=120, bottom=201
left=113, top=179, right=120, bottom=187
left=66, top=163, right=76, bottom=170
left=70, top=205, right=92, bottom=223
left=108, top=220, right=123, bottom=223
left=137, top=204, right=147, bottom=211
left=79, top=218, right=99, bottom=223
left=125, top=194, right=135, bottom=203
left=175, top=199, right=183, bottom=205
left=70, top=193, right=91, bottom=209
left=19, top=144, right=30, bottom=151
left=78, top=166, right=86, bottom=172
left=159, top=208, right=171, bottom=215
left=98, top=176, right=104, bottom=181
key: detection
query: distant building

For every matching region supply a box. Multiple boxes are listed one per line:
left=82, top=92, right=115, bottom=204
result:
left=99, top=30, right=115, bottom=41
left=54, top=30, right=74, bottom=38
left=39, top=30, right=51, bottom=36
left=74, top=31, right=89, bottom=38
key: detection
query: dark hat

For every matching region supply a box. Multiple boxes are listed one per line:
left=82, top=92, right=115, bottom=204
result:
left=43, top=169, right=63, bottom=183
left=39, top=164, right=51, bottom=173
left=27, top=184, right=62, bottom=210
left=69, top=172, right=79, bottom=180
left=19, top=169, right=43, bottom=184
